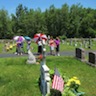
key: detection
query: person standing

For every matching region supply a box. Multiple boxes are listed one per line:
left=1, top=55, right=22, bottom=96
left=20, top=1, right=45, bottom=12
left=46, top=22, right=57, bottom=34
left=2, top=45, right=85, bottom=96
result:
left=55, top=37, right=60, bottom=56
left=17, top=41, right=21, bottom=55
left=37, top=37, right=43, bottom=54
left=16, top=39, right=23, bottom=55
left=49, top=36, right=56, bottom=55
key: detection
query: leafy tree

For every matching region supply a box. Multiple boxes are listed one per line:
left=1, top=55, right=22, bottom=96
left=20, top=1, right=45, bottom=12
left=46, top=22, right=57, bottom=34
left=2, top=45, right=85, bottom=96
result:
left=0, top=3, right=96, bottom=39
left=80, top=8, right=96, bottom=37
left=60, top=4, right=70, bottom=37
left=0, top=9, right=12, bottom=39
left=68, top=4, right=83, bottom=38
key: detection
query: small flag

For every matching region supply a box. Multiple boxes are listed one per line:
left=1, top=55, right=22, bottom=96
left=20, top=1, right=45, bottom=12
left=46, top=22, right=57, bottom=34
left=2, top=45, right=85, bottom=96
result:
left=52, top=68, right=64, bottom=92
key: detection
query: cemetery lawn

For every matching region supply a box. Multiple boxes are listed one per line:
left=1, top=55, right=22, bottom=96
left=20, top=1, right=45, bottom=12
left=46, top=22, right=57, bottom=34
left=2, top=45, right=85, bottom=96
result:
left=0, top=56, right=96, bottom=96
left=1, top=39, right=96, bottom=53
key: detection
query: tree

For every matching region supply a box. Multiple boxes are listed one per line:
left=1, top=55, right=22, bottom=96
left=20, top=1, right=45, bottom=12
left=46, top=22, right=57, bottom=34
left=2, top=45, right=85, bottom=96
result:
left=0, top=9, right=12, bottom=39
left=68, top=4, right=83, bottom=38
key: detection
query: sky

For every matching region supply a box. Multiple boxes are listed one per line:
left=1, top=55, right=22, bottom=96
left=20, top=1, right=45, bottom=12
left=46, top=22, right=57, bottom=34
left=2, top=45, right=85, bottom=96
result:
left=0, top=0, right=96, bottom=15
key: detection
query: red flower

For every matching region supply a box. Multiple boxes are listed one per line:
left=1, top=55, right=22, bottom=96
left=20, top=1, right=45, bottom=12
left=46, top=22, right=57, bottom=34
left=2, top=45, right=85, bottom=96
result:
left=38, top=54, right=43, bottom=60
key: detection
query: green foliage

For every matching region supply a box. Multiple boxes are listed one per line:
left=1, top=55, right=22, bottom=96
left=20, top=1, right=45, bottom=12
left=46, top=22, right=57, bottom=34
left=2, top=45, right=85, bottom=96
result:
left=62, top=88, right=76, bottom=96
left=0, top=3, right=96, bottom=38
left=0, top=57, right=41, bottom=96
left=47, top=56, right=96, bottom=96
left=59, top=35, right=67, bottom=40
left=0, top=9, right=12, bottom=39
left=0, top=56, right=96, bottom=96
left=50, top=89, right=62, bottom=96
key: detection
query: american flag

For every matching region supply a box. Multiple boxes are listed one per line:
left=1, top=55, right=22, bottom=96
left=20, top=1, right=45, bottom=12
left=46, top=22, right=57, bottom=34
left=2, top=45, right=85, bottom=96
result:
left=52, top=68, right=64, bottom=92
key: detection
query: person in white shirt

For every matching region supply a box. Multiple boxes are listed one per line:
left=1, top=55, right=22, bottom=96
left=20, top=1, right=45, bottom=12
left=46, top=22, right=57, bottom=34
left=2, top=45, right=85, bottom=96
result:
left=37, top=38, right=43, bottom=54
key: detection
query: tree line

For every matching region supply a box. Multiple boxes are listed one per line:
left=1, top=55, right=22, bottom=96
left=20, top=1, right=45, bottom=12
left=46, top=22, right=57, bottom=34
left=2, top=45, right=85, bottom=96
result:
left=0, top=3, right=96, bottom=39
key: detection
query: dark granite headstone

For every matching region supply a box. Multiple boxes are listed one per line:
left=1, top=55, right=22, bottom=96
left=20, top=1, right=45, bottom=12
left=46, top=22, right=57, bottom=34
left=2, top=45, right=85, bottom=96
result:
left=75, top=48, right=85, bottom=61
left=88, top=52, right=96, bottom=67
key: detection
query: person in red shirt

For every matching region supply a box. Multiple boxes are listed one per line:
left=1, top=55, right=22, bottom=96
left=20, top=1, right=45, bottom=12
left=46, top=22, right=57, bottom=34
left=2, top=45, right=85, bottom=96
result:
left=49, top=36, right=56, bottom=55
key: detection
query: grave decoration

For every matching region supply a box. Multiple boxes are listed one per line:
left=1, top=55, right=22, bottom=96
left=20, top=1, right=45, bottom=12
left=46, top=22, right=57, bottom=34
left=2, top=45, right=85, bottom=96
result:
left=49, top=69, right=85, bottom=96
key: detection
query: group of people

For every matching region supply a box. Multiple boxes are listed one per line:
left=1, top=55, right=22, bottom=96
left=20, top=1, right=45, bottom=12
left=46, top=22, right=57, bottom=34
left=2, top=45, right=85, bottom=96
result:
left=37, top=36, right=60, bottom=56
left=14, top=35, right=60, bottom=56
left=15, top=38, right=31, bottom=55
left=48, top=36, right=60, bottom=56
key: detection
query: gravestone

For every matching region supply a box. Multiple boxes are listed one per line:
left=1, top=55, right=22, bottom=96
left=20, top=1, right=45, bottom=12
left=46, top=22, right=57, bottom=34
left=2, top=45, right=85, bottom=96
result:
left=88, top=52, right=96, bottom=67
left=40, top=64, right=50, bottom=95
left=75, top=48, right=85, bottom=61
left=26, top=49, right=36, bottom=64
left=88, top=37, right=92, bottom=49
left=40, top=40, right=51, bottom=96
left=80, top=42, right=82, bottom=48
left=62, top=40, right=64, bottom=44
left=70, top=38, right=72, bottom=45
left=83, top=40, right=88, bottom=48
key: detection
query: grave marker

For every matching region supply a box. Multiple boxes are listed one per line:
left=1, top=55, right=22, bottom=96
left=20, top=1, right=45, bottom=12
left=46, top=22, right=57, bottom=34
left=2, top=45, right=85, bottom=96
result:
left=26, top=50, right=36, bottom=64
left=75, top=48, right=85, bottom=61
left=40, top=40, right=51, bottom=96
left=88, top=52, right=96, bottom=67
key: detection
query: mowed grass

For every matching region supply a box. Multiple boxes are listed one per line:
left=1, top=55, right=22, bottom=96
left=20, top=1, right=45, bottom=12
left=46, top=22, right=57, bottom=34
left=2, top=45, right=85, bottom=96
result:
left=0, top=39, right=96, bottom=54
left=0, top=41, right=75, bottom=54
left=0, top=56, right=96, bottom=96
left=47, top=56, right=96, bottom=96
left=0, top=57, right=41, bottom=96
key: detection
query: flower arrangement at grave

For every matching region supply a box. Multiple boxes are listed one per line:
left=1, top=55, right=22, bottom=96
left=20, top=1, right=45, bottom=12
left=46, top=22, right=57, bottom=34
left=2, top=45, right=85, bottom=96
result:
left=49, top=69, right=85, bottom=96
left=66, top=76, right=81, bottom=91
left=63, top=76, right=81, bottom=96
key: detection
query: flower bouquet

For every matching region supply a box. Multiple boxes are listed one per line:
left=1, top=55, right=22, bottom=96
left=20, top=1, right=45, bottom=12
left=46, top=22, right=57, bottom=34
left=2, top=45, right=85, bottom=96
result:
left=49, top=69, right=85, bottom=96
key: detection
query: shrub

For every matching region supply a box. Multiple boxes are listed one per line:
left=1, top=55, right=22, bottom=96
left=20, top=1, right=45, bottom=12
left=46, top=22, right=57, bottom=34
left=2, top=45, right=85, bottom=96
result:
left=50, top=89, right=62, bottom=96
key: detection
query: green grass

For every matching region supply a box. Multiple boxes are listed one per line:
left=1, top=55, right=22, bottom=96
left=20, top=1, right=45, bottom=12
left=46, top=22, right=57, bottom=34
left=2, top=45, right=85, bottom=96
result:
left=0, top=39, right=96, bottom=54
left=47, top=56, right=96, bottom=96
left=0, top=41, right=74, bottom=54
left=0, top=57, right=41, bottom=96
left=0, top=42, right=91, bottom=53
left=0, top=56, right=96, bottom=96
left=0, top=39, right=96, bottom=96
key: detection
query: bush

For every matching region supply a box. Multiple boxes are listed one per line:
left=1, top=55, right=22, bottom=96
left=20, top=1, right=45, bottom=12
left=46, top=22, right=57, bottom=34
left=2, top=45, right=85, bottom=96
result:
left=59, top=35, right=67, bottom=40
left=50, top=89, right=62, bottom=96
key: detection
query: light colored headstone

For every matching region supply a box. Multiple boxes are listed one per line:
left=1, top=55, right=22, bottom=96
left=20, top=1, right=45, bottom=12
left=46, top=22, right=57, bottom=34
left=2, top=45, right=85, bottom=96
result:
left=75, top=43, right=77, bottom=47
left=40, top=44, right=51, bottom=96
left=88, top=37, right=92, bottom=49
left=70, top=38, right=72, bottom=45
left=26, top=50, right=36, bottom=64
left=80, top=42, right=82, bottom=48
left=62, top=40, right=64, bottom=44
left=41, top=64, right=50, bottom=95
